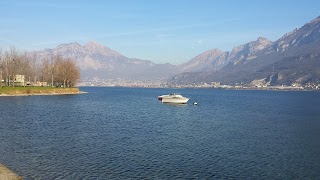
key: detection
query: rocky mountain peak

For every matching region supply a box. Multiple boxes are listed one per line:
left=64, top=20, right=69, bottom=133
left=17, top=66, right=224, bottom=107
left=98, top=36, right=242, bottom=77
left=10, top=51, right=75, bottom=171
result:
left=169, top=16, right=320, bottom=86
left=85, top=41, right=104, bottom=49
left=202, top=49, right=224, bottom=56
left=248, top=37, right=272, bottom=51
left=55, top=42, right=84, bottom=54
left=56, top=42, right=82, bottom=49
left=269, top=16, right=320, bottom=53
left=188, top=48, right=225, bottom=64
left=82, top=41, right=124, bottom=57
left=179, top=48, right=227, bottom=72
left=230, top=37, right=272, bottom=54
left=228, top=37, right=272, bottom=63
left=32, top=40, right=177, bottom=82
left=308, top=16, right=320, bottom=24
left=257, top=37, right=272, bottom=44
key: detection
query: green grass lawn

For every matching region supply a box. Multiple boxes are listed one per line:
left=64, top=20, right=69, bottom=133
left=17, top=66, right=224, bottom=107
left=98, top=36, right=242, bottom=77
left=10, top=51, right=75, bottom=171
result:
left=0, top=86, right=79, bottom=95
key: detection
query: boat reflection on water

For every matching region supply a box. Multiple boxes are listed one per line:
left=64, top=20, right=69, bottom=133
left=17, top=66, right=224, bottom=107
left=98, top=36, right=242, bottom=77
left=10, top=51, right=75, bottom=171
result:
left=161, top=102, right=188, bottom=107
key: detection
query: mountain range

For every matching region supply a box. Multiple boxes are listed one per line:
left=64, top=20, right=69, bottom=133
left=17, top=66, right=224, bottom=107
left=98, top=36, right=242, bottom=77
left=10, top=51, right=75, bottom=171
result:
left=170, top=16, right=320, bottom=86
left=33, top=16, right=320, bottom=86
left=34, top=41, right=178, bottom=82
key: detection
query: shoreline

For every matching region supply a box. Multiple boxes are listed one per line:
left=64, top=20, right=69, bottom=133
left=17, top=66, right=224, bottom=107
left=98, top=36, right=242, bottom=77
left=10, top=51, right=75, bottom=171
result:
left=0, top=91, right=87, bottom=97
left=0, top=163, right=22, bottom=180
left=0, top=87, right=87, bottom=97
left=79, top=85, right=320, bottom=92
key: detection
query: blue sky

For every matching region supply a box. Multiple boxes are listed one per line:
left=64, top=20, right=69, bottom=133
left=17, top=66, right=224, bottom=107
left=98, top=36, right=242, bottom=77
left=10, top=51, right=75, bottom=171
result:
left=0, top=0, right=320, bottom=64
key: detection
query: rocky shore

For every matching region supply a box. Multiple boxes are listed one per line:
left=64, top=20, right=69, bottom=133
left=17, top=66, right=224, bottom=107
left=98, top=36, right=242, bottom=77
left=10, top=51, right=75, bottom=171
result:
left=0, top=163, right=22, bottom=180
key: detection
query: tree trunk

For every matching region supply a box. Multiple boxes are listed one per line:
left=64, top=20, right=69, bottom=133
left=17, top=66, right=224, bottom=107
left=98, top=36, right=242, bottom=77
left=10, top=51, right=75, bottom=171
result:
left=12, top=74, right=15, bottom=88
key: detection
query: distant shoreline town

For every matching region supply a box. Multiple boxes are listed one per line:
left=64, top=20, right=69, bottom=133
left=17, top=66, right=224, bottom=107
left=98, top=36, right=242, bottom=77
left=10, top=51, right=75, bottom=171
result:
left=78, top=79, right=320, bottom=92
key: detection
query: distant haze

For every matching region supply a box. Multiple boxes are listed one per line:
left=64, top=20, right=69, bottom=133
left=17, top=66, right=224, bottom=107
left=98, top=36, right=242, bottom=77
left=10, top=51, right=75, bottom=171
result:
left=31, top=16, right=320, bottom=87
left=29, top=15, right=320, bottom=87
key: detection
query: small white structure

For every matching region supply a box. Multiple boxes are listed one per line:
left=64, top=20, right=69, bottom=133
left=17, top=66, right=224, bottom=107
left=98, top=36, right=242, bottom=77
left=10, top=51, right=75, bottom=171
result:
left=14, top=75, right=25, bottom=86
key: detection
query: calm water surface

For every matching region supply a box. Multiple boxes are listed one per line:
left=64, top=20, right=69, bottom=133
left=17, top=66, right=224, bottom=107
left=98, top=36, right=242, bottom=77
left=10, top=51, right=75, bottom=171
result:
left=0, top=87, right=320, bottom=179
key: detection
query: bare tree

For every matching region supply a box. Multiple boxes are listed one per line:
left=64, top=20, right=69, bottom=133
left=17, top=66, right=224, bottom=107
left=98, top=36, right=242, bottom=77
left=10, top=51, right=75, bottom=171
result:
left=0, top=47, right=80, bottom=88
left=11, top=48, right=18, bottom=87
left=51, top=55, right=62, bottom=87
left=3, top=49, right=14, bottom=86
left=16, top=52, right=32, bottom=87
left=40, top=56, right=50, bottom=85
left=28, top=52, right=39, bottom=85
left=67, top=59, right=80, bottom=87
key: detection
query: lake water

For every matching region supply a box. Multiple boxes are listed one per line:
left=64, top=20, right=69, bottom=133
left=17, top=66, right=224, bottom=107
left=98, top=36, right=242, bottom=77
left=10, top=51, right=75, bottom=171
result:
left=0, top=87, right=320, bottom=179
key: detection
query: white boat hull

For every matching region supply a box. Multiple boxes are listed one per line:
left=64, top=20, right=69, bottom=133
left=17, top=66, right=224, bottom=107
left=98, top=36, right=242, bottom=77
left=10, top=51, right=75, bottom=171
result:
left=158, top=93, right=182, bottom=100
left=162, top=97, right=189, bottom=104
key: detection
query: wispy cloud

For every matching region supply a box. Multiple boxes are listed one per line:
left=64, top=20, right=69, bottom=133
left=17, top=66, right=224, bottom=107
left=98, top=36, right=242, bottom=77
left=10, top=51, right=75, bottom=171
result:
left=97, top=18, right=241, bottom=40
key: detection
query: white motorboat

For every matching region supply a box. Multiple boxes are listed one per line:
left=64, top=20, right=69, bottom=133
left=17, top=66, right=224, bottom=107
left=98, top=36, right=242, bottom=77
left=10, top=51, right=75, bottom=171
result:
left=158, top=94, right=170, bottom=100
left=158, top=93, right=182, bottom=100
left=160, top=93, right=189, bottom=104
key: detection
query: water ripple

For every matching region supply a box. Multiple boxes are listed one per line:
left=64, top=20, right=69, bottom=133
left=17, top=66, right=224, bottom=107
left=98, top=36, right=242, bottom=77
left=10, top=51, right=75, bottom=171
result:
left=0, top=88, right=320, bottom=179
